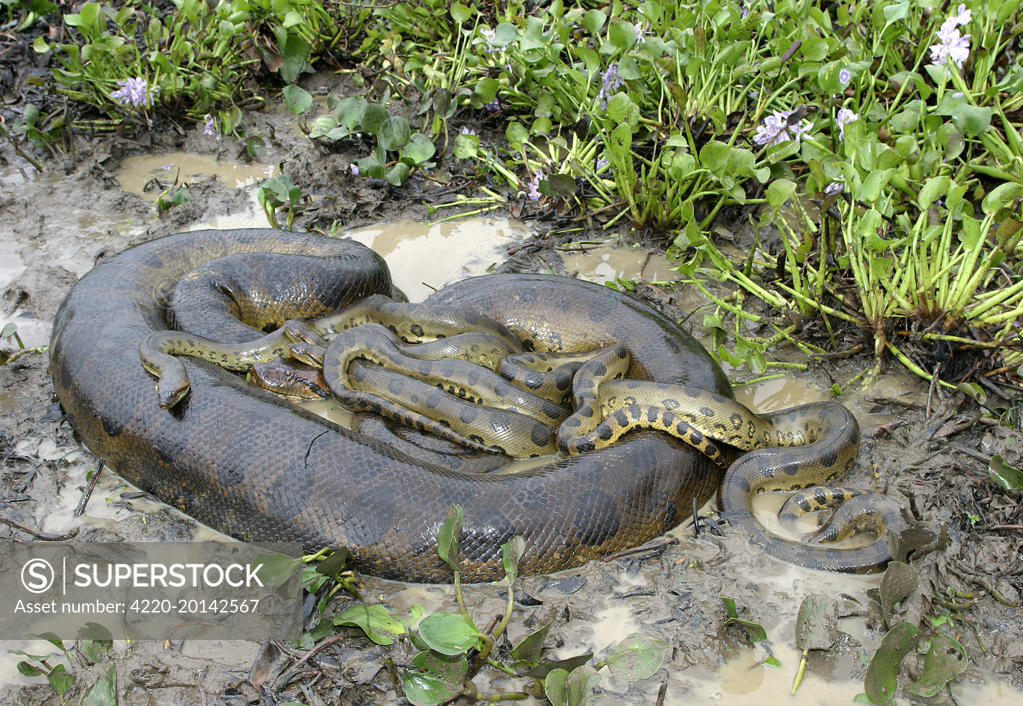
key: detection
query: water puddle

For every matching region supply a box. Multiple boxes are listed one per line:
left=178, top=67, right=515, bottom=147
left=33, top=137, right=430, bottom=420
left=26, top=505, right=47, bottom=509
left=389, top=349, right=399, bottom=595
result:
left=116, top=152, right=276, bottom=201
left=560, top=241, right=685, bottom=284
left=346, top=217, right=530, bottom=302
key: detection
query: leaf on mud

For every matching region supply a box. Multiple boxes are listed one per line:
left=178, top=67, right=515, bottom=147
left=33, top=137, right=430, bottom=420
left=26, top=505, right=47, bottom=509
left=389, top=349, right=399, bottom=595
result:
left=526, top=652, right=593, bottom=679
left=879, top=562, right=918, bottom=628
left=254, top=552, right=305, bottom=588
left=437, top=504, right=463, bottom=571
left=82, top=664, right=116, bottom=706
left=722, top=597, right=767, bottom=643
left=988, top=454, right=1023, bottom=491
left=864, top=621, right=920, bottom=705
left=282, top=85, right=312, bottom=115
left=795, top=594, right=838, bottom=652
left=905, top=634, right=968, bottom=697
left=332, top=603, right=406, bottom=645
left=510, top=612, right=555, bottom=668
left=602, top=632, right=667, bottom=681
left=544, top=664, right=600, bottom=706
left=416, top=612, right=481, bottom=655
left=888, top=527, right=943, bottom=563
left=402, top=651, right=469, bottom=705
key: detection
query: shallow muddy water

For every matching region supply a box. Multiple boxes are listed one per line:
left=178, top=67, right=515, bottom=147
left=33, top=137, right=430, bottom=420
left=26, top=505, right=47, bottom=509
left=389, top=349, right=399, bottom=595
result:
left=1, top=131, right=1019, bottom=705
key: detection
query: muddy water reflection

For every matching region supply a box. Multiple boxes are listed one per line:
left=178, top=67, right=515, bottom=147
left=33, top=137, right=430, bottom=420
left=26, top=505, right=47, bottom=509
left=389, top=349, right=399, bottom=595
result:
left=116, top=152, right=276, bottom=200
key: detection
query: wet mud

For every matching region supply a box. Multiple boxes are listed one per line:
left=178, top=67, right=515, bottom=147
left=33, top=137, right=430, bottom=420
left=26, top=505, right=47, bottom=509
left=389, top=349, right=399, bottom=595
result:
left=0, top=84, right=1020, bottom=705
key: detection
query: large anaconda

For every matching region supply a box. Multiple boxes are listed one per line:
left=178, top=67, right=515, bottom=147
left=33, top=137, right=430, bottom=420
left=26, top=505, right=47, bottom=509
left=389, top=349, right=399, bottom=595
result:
left=49, top=229, right=900, bottom=581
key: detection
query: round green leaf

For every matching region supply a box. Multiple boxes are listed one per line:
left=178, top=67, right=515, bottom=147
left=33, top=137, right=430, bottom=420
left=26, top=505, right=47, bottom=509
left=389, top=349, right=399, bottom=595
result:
left=864, top=621, right=921, bottom=705
left=333, top=603, right=406, bottom=645
left=604, top=633, right=668, bottom=681
left=417, top=612, right=481, bottom=655
left=379, top=116, right=411, bottom=152
left=766, top=178, right=797, bottom=208
left=282, top=85, right=312, bottom=115
left=402, top=132, right=436, bottom=165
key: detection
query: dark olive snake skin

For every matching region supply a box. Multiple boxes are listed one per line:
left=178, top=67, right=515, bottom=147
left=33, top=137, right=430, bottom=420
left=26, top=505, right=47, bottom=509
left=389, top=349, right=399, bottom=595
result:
left=49, top=229, right=899, bottom=581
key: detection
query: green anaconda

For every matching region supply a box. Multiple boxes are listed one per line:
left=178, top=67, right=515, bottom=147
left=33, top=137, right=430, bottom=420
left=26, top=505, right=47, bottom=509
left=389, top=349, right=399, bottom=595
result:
left=49, top=229, right=903, bottom=581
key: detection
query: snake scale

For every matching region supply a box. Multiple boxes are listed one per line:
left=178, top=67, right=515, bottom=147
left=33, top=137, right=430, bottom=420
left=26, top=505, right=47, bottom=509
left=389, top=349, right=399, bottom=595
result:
left=49, top=229, right=902, bottom=582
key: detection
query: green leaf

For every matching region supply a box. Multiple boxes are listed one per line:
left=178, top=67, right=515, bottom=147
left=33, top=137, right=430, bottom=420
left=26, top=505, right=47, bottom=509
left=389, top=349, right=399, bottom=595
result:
left=864, top=621, right=921, bottom=705
left=83, top=665, right=116, bottom=706
left=547, top=174, right=576, bottom=197
left=401, top=133, right=436, bottom=165
left=608, top=21, right=636, bottom=51
left=501, top=535, right=525, bottom=583
left=386, top=162, right=411, bottom=186
left=510, top=613, right=555, bottom=667
left=334, top=96, right=367, bottom=129
left=582, top=9, right=606, bottom=35
left=46, top=664, right=75, bottom=695
left=378, top=116, right=411, bottom=152
left=360, top=103, right=389, bottom=135
left=1, top=323, right=18, bottom=339
left=453, top=133, right=479, bottom=159
left=904, top=635, right=968, bottom=697
left=357, top=155, right=386, bottom=179
left=449, top=2, right=472, bottom=24
left=982, top=183, right=1023, bottom=216
left=403, top=652, right=469, bottom=706
left=766, top=178, right=797, bottom=208
left=282, top=85, right=312, bottom=115
left=417, top=612, right=481, bottom=656
left=917, top=176, right=950, bottom=210
left=332, top=604, right=407, bottom=645
left=603, top=633, right=668, bottom=681
left=722, top=597, right=767, bottom=643
left=527, top=652, right=594, bottom=679
left=545, top=665, right=600, bottom=706
left=882, top=1, right=910, bottom=28
left=16, top=661, right=42, bottom=678
left=253, top=552, right=304, bottom=588
left=795, top=595, right=838, bottom=652
left=699, top=141, right=730, bottom=174
left=506, top=121, right=528, bottom=148
left=988, top=454, right=1023, bottom=491
left=437, top=504, right=463, bottom=571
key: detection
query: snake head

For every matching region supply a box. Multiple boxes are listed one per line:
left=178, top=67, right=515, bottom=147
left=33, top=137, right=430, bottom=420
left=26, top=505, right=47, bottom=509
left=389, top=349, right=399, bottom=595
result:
left=157, top=375, right=190, bottom=409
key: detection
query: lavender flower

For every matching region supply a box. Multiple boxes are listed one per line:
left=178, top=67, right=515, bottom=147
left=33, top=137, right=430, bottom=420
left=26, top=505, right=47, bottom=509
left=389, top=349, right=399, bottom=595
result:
left=596, top=63, right=624, bottom=110
left=349, top=163, right=360, bottom=176
left=634, top=21, right=649, bottom=45
left=480, top=28, right=498, bottom=54
left=930, top=5, right=971, bottom=69
left=752, top=108, right=811, bottom=147
left=838, top=67, right=851, bottom=85
left=202, top=114, right=219, bottom=138
left=595, top=157, right=610, bottom=172
left=526, top=168, right=544, bottom=201
left=836, top=107, right=858, bottom=141
left=485, top=98, right=501, bottom=112
left=111, top=77, right=158, bottom=108
left=459, top=126, right=477, bottom=136
left=824, top=181, right=844, bottom=195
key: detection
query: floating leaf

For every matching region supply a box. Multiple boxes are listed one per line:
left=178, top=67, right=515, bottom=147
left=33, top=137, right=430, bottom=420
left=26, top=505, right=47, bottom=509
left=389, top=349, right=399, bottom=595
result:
left=603, top=633, right=667, bottom=681
left=905, top=635, right=968, bottom=697
left=417, top=612, right=481, bottom=656
left=333, top=604, right=406, bottom=645
left=253, top=552, right=304, bottom=588
left=437, top=504, right=463, bottom=571
left=988, top=454, right=1023, bottom=491
left=864, top=621, right=920, bottom=705
left=526, top=652, right=593, bottom=679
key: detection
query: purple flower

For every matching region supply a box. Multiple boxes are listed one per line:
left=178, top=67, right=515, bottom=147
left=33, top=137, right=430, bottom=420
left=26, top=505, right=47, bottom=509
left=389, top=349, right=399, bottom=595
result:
left=596, top=63, right=623, bottom=110
left=595, top=157, right=610, bottom=172
left=526, top=168, right=544, bottom=201
left=349, top=164, right=360, bottom=176
left=111, top=77, right=158, bottom=108
left=824, top=181, right=844, bottom=195
left=835, top=107, right=858, bottom=141
left=485, top=98, right=500, bottom=112
left=202, top=114, right=219, bottom=138
left=753, top=108, right=811, bottom=147
left=634, top=21, right=649, bottom=45
left=480, top=28, right=498, bottom=54
left=838, top=67, right=851, bottom=84
left=459, top=126, right=477, bottom=136
left=930, top=5, right=971, bottom=69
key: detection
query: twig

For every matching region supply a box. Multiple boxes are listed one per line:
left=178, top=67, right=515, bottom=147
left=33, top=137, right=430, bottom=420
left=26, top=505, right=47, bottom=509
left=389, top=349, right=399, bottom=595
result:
left=74, top=463, right=104, bottom=517
left=0, top=517, right=78, bottom=541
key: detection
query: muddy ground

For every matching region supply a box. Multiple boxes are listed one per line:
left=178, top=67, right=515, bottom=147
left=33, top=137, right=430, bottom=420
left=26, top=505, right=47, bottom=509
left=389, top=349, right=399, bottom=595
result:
left=1, top=73, right=1021, bottom=705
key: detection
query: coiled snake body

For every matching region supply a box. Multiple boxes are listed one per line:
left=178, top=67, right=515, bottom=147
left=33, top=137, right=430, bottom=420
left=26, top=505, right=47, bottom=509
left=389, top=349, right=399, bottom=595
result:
left=50, top=229, right=901, bottom=581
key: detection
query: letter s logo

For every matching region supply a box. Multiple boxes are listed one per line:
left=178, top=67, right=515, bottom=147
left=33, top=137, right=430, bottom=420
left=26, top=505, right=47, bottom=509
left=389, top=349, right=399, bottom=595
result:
left=21, top=559, right=55, bottom=594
